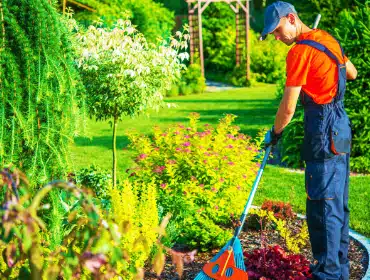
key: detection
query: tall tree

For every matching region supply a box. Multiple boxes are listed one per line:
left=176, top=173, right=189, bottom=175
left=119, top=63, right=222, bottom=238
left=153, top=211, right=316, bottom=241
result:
left=0, top=0, right=84, bottom=185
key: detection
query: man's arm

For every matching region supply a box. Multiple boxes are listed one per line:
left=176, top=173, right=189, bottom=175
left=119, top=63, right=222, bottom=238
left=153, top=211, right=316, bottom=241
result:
left=274, top=86, right=302, bottom=134
left=346, top=60, right=357, bottom=80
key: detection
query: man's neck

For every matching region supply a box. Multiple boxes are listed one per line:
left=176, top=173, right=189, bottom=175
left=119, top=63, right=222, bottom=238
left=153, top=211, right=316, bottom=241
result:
left=295, top=22, right=313, bottom=40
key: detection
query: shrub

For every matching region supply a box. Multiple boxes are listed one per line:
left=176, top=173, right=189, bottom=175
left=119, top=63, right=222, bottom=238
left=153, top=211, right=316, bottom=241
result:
left=261, top=200, right=296, bottom=221
left=0, top=167, right=180, bottom=279
left=75, top=165, right=112, bottom=200
left=250, top=208, right=309, bottom=254
left=0, top=0, right=84, bottom=186
left=72, top=0, right=175, bottom=43
left=110, top=180, right=158, bottom=272
left=334, top=3, right=370, bottom=173
left=126, top=113, right=263, bottom=251
left=244, top=245, right=312, bottom=279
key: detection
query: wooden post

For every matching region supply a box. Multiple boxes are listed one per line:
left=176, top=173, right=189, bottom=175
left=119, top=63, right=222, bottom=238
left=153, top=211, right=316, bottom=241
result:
left=63, top=0, right=67, bottom=14
left=235, top=4, right=240, bottom=66
left=245, top=0, right=250, bottom=81
left=197, top=0, right=205, bottom=77
left=188, top=3, right=194, bottom=64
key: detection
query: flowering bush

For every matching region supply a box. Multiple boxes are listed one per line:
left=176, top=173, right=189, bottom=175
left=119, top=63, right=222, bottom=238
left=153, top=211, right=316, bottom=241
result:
left=126, top=113, right=263, bottom=251
left=244, top=245, right=312, bottom=280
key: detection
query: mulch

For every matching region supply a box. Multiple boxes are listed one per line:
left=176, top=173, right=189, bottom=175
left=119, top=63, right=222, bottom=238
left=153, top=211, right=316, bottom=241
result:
left=145, top=225, right=368, bottom=280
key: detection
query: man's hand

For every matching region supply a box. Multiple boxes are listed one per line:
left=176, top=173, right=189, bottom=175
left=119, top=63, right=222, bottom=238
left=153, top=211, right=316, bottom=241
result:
left=264, top=126, right=283, bottom=148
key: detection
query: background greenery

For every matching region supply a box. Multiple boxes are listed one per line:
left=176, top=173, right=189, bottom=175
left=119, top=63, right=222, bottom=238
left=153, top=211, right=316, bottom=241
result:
left=70, top=85, right=370, bottom=237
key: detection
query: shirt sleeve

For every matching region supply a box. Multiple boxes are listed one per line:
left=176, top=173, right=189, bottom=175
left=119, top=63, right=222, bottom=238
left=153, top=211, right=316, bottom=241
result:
left=285, top=48, right=310, bottom=87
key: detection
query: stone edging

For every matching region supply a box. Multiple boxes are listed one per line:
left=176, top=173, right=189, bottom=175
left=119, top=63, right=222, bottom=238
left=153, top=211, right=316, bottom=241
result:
left=251, top=206, right=370, bottom=279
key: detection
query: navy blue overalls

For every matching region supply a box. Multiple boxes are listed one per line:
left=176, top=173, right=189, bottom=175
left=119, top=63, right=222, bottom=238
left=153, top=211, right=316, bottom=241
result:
left=297, top=39, right=351, bottom=280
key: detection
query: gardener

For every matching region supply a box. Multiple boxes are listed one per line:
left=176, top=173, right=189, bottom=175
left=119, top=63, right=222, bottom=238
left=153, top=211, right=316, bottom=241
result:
left=261, top=1, right=357, bottom=279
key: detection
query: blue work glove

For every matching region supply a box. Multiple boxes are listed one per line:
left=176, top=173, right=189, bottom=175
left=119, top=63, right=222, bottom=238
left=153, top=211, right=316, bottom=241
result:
left=264, top=126, right=283, bottom=148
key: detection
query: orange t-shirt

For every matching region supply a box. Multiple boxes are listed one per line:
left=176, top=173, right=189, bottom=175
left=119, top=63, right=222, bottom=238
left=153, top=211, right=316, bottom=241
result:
left=285, top=29, right=348, bottom=104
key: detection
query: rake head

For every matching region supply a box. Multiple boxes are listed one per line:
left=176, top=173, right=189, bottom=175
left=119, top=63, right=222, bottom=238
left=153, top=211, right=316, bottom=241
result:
left=194, top=237, right=248, bottom=280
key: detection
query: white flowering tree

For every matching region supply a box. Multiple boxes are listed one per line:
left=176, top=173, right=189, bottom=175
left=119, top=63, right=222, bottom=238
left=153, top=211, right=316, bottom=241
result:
left=74, top=19, right=189, bottom=187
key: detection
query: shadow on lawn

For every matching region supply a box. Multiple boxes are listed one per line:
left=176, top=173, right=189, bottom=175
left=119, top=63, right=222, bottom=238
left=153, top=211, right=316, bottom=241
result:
left=74, top=135, right=130, bottom=149
left=153, top=107, right=276, bottom=137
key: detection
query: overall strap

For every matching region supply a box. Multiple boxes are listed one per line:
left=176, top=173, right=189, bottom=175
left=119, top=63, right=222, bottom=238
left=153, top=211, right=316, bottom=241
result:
left=297, top=39, right=346, bottom=102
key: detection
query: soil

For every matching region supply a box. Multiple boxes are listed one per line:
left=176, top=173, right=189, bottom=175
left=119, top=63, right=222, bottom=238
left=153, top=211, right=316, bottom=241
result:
left=145, top=226, right=368, bottom=280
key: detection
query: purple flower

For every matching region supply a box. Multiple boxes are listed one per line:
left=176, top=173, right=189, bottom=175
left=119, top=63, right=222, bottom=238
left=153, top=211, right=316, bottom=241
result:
left=184, top=135, right=190, bottom=139
left=183, top=142, right=191, bottom=147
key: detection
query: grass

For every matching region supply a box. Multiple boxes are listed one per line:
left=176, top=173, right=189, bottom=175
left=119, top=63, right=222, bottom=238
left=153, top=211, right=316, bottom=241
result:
left=70, top=83, right=370, bottom=237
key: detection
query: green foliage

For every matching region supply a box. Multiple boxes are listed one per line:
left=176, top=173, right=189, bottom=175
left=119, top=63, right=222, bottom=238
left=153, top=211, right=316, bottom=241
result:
left=334, top=3, right=370, bottom=173
left=73, top=18, right=188, bottom=186
left=76, top=165, right=112, bottom=200
left=0, top=0, right=84, bottom=185
left=168, top=62, right=206, bottom=97
left=110, top=180, right=158, bottom=274
left=0, top=168, right=172, bottom=279
left=126, top=113, right=264, bottom=251
left=72, top=0, right=175, bottom=43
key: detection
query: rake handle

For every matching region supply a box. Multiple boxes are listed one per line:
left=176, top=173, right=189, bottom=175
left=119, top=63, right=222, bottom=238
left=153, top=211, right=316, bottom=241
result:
left=233, top=145, right=272, bottom=238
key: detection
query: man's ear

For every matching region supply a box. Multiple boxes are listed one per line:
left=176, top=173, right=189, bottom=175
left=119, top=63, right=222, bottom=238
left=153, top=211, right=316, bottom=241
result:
left=287, top=13, right=296, bottom=25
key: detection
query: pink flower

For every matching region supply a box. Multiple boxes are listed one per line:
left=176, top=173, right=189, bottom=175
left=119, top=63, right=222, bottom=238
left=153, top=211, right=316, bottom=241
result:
left=137, top=154, right=147, bottom=160
left=226, top=134, right=235, bottom=139
left=211, top=187, right=218, bottom=193
left=219, top=178, right=225, bottom=183
left=243, top=174, right=247, bottom=179
left=237, top=185, right=241, bottom=190
left=176, top=147, right=182, bottom=151
left=160, top=183, right=167, bottom=189
left=161, top=133, right=167, bottom=137
left=183, top=191, right=187, bottom=195
left=214, top=167, right=219, bottom=171
left=184, top=148, right=191, bottom=153
left=223, top=156, right=228, bottom=160
left=168, top=159, right=177, bottom=165
left=204, top=152, right=211, bottom=156
left=153, top=166, right=166, bottom=174
left=215, top=205, right=219, bottom=210
left=228, top=162, right=235, bottom=165
left=226, top=145, right=234, bottom=148
left=204, top=124, right=210, bottom=127
left=203, top=160, right=207, bottom=164
left=178, top=125, right=185, bottom=129
left=191, top=176, right=197, bottom=181
left=184, top=135, right=190, bottom=139
left=174, top=131, right=180, bottom=135
left=183, top=142, right=191, bottom=147
left=186, top=127, right=192, bottom=131
left=199, top=184, right=204, bottom=188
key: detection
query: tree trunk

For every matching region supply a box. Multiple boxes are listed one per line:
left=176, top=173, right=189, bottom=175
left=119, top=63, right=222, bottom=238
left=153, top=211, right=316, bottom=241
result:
left=112, top=116, right=118, bottom=188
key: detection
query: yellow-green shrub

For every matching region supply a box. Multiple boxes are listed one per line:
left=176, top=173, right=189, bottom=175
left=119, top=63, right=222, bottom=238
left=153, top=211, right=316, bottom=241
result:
left=126, top=113, right=263, bottom=251
left=110, top=180, right=158, bottom=272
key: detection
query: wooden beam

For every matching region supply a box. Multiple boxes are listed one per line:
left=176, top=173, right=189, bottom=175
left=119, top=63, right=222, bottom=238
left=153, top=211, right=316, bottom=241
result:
left=198, top=0, right=205, bottom=77
left=229, top=3, right=238, bottom=13
left=66, top=0, right=97, bottom=13
left=200, top=0, right=212, bottom=14
left=63, top=0, right=67, bottom=14
left=235, top=0, right=248, bottom=13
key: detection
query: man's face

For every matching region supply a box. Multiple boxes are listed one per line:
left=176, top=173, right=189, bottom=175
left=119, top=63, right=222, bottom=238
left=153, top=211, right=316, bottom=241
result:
left=271, top=15, right=297, bottom=46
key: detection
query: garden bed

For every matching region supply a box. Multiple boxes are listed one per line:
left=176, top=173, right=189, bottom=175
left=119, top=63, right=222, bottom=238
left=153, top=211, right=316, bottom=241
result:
left=145, top=229, right=368, bottom=280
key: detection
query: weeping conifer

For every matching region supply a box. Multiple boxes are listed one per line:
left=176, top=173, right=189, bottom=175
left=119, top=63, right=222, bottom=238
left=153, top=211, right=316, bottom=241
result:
left=0, top=0, right=84, bottom=185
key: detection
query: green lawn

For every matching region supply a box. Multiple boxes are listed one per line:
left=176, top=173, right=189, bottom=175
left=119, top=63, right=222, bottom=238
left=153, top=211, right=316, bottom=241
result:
left=70, top=83, right=370, bottom=237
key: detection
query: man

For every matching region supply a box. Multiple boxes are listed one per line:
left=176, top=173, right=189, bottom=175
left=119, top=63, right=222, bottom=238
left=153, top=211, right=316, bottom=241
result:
left=261, top=1, right=357, bottom=280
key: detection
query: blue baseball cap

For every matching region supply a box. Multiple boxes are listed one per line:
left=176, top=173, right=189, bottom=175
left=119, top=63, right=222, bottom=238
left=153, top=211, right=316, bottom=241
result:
left=260, top=1, right=297, bottom=40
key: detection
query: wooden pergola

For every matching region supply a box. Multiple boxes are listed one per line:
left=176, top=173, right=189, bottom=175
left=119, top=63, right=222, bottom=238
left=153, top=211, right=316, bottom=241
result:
left=61, top=0, right=96, bottom=14
left=186, top=0, right=251, bottom=81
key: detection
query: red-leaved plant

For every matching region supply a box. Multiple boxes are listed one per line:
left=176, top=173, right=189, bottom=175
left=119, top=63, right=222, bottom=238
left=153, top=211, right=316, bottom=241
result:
left=244, top=245, right=312, bottom=280
left=261, top=200, right=296, bottom=221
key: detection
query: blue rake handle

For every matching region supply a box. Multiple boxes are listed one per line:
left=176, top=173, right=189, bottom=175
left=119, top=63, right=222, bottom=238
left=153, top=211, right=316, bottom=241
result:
left=232, top=145, right=272, bottom=241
